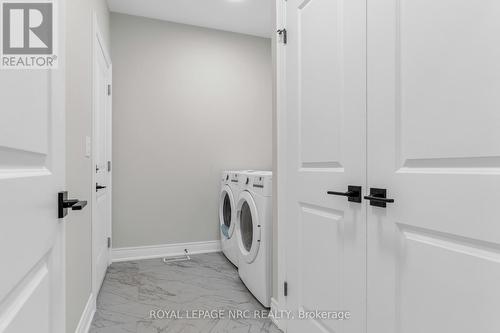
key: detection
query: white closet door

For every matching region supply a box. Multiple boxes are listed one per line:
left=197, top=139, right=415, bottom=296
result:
left=284, top=0, right=366, bottom=331
left=367, top=0, right=500, bottom=332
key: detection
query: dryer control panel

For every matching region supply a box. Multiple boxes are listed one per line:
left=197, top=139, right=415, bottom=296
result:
left=252, top=176, right=265, bottom=189
left=230, top=172, right=240, bottom=184
left=244, top=172, right=272, bottom=197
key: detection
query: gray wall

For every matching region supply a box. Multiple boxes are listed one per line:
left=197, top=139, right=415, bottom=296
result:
left=66, top=0, right=109, bottom=331
left=110, top=13, right=273, bottom=248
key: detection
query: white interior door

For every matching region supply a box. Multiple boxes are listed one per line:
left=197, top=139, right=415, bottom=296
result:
left=367, top=0, right=500, bottom=332
left=0, top=3, right=65, bottom=333
left=284, top=0, right=366, bottom=331
left=92, top=19, right=112, bottom=295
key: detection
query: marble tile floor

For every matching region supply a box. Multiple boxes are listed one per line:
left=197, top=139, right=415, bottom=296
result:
left=90, top=252, right=282, bottom=333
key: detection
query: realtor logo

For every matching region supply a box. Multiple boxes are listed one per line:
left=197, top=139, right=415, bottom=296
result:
left=1, top=0, right=58, bottom=69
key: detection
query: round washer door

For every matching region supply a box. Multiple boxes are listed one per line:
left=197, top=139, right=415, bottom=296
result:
left=236, top=191, right=261, bottom=264
left=219, top=185, right=236, bottom=238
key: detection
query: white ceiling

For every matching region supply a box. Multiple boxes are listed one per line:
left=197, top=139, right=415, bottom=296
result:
left=107, top=0, right=274, bottom=38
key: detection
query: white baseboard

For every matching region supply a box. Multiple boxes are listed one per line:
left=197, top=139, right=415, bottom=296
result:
left=270, top=297, right=285, bottom=331
left=111, top=240, right=221, bottom=263
left=75, top=293, right=95, bottom=333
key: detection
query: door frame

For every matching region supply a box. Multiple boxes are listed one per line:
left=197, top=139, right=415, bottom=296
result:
left=54, top=1, right=67, bottom=330
left=274, top=0, right=287, bottom=330
left=91, top=12, right=112, bottom=298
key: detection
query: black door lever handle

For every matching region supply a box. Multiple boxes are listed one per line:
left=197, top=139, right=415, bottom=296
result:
left=328, top=190, right=358, bottom=197
left=364, top=188, right=394, bottom=208
left=96, top=183, right=107, bottom=191
left=62, top=199, right=79, bottom=208
left=58, top=191, right=88, bottom=218
left=363, top=196, right=395, bottom=203
left=327, top=186, right=362, bottom=203
left=71, top=201, right=88, bottom=210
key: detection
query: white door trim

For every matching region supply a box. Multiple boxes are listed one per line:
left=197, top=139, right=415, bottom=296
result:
left=55, top=2, right=67, bottom=330
left=275, top=0, right=287, bottom=330
left=91, top=11, right=112, bottom=299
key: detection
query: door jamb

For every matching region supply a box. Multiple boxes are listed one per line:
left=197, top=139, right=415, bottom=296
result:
left=91, top=11, right=112, bottom=299
left=54, top=0, right=67, bottom=331
left=274, top=0, right=287, bottom=329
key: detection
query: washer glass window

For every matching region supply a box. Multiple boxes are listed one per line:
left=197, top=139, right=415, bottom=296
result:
left=240, top=201, right=253, bottom=252
left=223, top=193, right=232, bottom=228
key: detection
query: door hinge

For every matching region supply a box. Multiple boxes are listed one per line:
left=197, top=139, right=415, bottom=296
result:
left=107, top=237, right=111, bottom=248
left=107, top=161, right=111, bottom=172
left=284, top=281, right=288, bottom=297
left=107, top=84, right=111, bottom=96
left=277, top=28, right=287, bottom=44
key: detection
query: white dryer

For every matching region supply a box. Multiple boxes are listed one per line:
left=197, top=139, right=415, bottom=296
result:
left=219, top=171, right=242, bottom=267
left=235, top=171, right=272, bottom=307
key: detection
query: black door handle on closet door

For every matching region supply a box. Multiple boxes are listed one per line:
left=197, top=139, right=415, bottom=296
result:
left=71, top=201, right=88, bottom=210
left=96, top=183, right=107, bottom=191
left=364, top=188, right=395, bottom=208
left=58, top=191, right=88, bottom=218
left=364, top=196, right=394, bottom=203
left=327, top=185, right=362, bottom=203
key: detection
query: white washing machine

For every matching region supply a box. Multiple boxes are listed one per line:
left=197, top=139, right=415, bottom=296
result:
left=219, top=171, right=242, bottom=267
left=235, top=171, right=272, bottom=307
